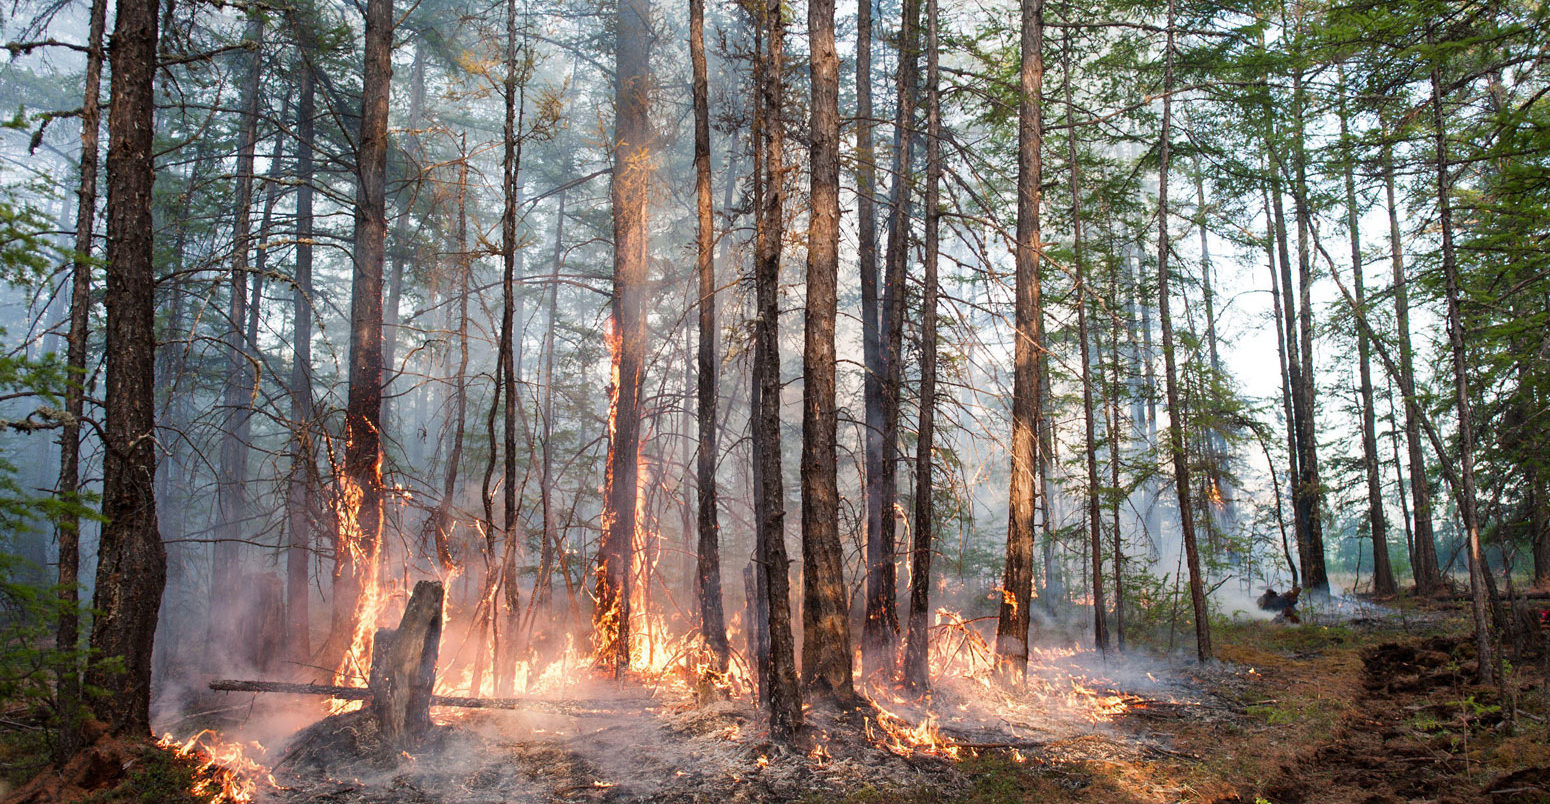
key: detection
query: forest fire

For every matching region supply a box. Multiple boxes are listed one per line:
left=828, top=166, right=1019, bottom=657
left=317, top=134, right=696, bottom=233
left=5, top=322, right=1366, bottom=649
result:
left=155, top=731, right=276, bottom=804
left=328, top=469, right=384, bottom=713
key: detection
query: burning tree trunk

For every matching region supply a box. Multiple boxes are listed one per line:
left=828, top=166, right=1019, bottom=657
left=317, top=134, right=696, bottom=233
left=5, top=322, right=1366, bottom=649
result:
left=287, top=65, right=318, bottom=667
left=1154, top=0, right=1211, bottom=663
left=54, top=0, right=106, bottom=754
left=334, top=0, right=394, bottom=678
left=903, top=0, right=940, bottom=693
left=801, top=0, right=854, bottom=704
left=750, top=0, right=802, bottom=738
left=86, top=0, right=166, bottom=737
left=596, top=0, right=651, bottom=677
left=1065, top=28, right=1107, bottom=654
left=213, top=10, right=266, bottom=655
left=690, top=0, right=728, bottom=669
left=995, top=0, right=1044, bottom=680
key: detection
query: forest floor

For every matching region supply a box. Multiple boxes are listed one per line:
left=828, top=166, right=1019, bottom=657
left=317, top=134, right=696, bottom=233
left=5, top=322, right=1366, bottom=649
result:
left=7, top=596, right=1549, bottom=803
left=235, top=596, right=1549, bottom=803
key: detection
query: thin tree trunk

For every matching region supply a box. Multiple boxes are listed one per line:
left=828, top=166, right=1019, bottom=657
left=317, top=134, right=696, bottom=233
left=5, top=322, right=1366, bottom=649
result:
left=1264, top=188, right=1300, bottom=588
left=995, top=0, right=1043, bottom=680
left=287, top=67, right=318, bottom=666
left=1154, top=0, right=1210, bottom=663
left=1338, top=70, right=1395, bottom=596
left=54, top=0, right=106, bottom=754
left=751, top=0, right=802, bottom=737
left=495, top=0, right=526, bottom=693
left=536, top=180, right=566, bottom=606
left=1107, top=224, right=1126, bottom=650
left=903, top=0, right=940, bottom=692
left=1429, top=56, right=1494, bottom=683
left=689, top=0, right=727, bottom=669
left=866, top=0, right=919, bottom=672
left=855, top=0, right=885, bottom=674
left=1065, top=29, right=1106, bottom=654
left=1289, top=57, right=1328, bottom=593
left=213, top=11, right=265, bottom=653
left=427, top=141, right=472, bottom=572
left=1383, top=136, right=1441, bottom=594
left=597, top=0, right=651, bottom=676
left=86, top=0, right=166, bottom=737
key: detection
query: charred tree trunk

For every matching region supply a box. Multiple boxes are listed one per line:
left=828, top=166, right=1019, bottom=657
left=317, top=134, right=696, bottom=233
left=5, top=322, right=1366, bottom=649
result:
left=86, top=0, right=166, bottom=737
left=287, top=67, right=318, bottom=666
left=902, top=0, right=940, bottom=693
left=690, top=0, right=727, bottom=669
left=1383, top=137, right=1441, bottom=595
left=865, top=0, right=919, bottom=672
left=1065, top=29, right=1107, bottom=654
left=334, top=0, right=394, bottom=670
left=596, top=0, right=651, bottom=676
left=750, top=0, right=802, bottom=737
left=995, top=0, right=1043, bottom=680
left=802, top=0, right=855, bottom=704
left=1155, top=0, right=1210, bottom=663
left=53, top=0, right=106, bottom=754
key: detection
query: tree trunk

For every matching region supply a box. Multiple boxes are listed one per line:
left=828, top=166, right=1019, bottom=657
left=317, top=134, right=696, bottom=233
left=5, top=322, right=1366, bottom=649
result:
left=750, top=0, right=802, bottom=737
left=866, top=0, right=919, bottom=672
left=1154, top=0, right=1210, bottom=663
left=1065, top=29, right=1107, bottom=654
left=54, top=0, right=106, bottom=754
left=334, top=0, right=393, bottom=673
left=213, top=11, right=265, bottom=655
left=535, top=178, right=566, bottom=607
left=86, top=0, right=166, bottom=737
left=495, top=0, right=525, bottom=692
left=1263, top=188, right=1300, bottom=588
left=1289, top=59, right=1328, bottom=593
left=1429, top=57, right=1495, bottom=683
left=995, top=0, right=1043, bottom=680
left=596, top=0, right=651, bottom=676
left=1383, top=136, right=1441, bottom=594
left=689, top=0, right=727, bottom=669
left=855, top=0, right=886, bottom=673
left=287, top=66, right=318, bottom=667
left=903, top=0, right=940, bottom=692
left=800, top=0, right=854, bottom=704
left=1338, top=70, right=1395, bottom=597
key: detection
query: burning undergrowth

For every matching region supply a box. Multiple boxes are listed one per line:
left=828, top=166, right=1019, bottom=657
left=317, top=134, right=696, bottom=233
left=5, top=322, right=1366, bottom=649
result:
left=183, top=609, right=1215, bottom=803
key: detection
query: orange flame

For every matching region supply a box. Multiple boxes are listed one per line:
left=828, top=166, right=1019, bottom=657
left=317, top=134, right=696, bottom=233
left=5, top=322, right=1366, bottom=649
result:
left=156, top=730, right=274, bottom=804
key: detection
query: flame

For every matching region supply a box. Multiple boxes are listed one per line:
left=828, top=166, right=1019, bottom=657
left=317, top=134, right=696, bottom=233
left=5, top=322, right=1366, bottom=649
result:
left=156, top=730, right=275, bottom=804
left=329, top=462, right=386, bottom=714
left=1206, top=478, right=1224, bottom=507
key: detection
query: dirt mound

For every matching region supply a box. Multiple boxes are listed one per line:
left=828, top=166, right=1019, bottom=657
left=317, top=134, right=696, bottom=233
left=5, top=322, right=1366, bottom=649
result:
left=1361, top=636, right=1470, bottom=695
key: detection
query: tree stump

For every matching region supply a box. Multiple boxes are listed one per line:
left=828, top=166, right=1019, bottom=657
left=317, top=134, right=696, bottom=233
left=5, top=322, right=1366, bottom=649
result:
left=367, top=580, right=443, bottom=749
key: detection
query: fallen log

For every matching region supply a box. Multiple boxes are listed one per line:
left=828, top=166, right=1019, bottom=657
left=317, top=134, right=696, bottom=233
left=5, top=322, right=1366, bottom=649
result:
left=207, top=679, right=649, bottom=718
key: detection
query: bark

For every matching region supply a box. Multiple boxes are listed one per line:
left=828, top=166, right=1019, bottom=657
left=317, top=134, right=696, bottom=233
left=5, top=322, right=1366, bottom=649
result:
left=1065, top=29, right=1107, bottom=654
left=287, top=67, right=318, bottom=666
left=995, top=0, right=1043, bottom=679
left=751, top=0, right=802, bottom=737
left=54, top=0, right=106, bottom=754
left=801, top=0, right=854, bottom=704
left=690, top=0, right=728, bottom=670
left=866, top=0, right=920, bottom=672
left=596, top=0, right=651, bottom=676
left=856, top=0, right=887, bottom=672
left=1339, top=71, right=1395, bottom=596
left=213, top=11, right=265, bottom=653
left=1154, top=0, right=1210, bottom=663
left=902, top=0, right=940, bottom=692
left=1289, top=60, right=1328, bottom=593
left=1383, top=137, right=1441, bottom=594
left=1429, top=58, right=1495, bottom=683
left=86, top=0, right=166, bottom=737
left=334, top=0, right=393, bottom=669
